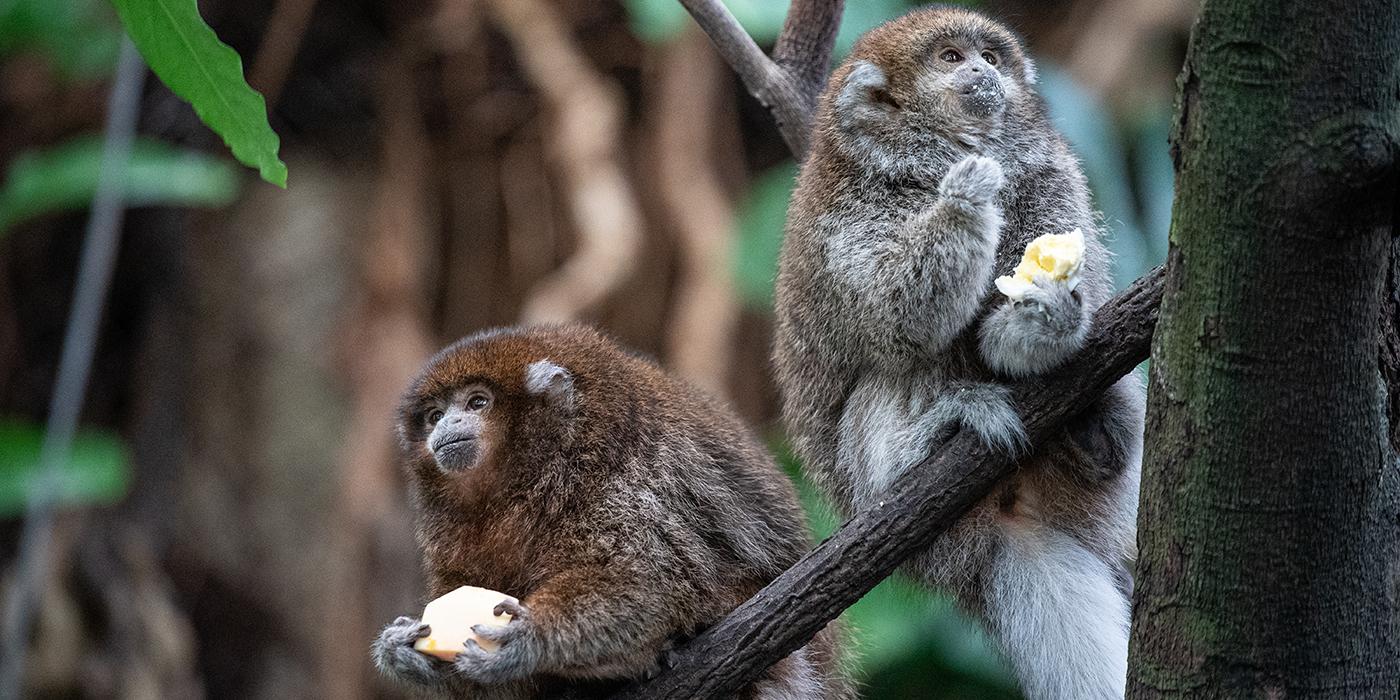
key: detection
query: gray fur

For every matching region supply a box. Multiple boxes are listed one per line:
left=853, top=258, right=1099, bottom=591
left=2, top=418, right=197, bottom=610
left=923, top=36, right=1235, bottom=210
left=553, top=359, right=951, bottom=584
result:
left=979, top=275, right=1089, bottom=377
left=774, top=7, right=1143, bottom=699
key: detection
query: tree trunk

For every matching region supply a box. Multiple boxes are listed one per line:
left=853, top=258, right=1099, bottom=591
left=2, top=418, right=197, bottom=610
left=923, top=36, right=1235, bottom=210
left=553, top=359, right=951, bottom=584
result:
left=1128, top=0, right=1400, bottom=696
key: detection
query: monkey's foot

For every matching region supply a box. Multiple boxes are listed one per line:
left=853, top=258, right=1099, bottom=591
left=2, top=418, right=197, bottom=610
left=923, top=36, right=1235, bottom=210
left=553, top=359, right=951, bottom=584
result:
left=453, top=601, right=538, bottom=684
left=373, top=616, right=448, bottom=686
left=940, top=155, right=1004, bottom=207
left=914, top=383, right=1027, bottom=456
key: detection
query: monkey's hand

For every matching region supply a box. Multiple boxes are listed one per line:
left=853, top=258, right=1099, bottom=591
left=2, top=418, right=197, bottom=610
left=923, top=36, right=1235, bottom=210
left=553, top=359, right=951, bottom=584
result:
left=910, top=382, right=1027, bottom=457
left=832, top=154, right=1005, bottom=360
left=452, top=598, right=540, bottom=685
left=978, top=272, right=1088, bottom=377
left=373, top=616, right=450, bottom=687
left=939, top=155, right=1004, bottom=208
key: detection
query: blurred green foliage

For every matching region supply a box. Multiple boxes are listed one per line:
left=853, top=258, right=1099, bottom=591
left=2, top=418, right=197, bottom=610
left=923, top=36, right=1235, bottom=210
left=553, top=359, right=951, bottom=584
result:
left=0, top=136, right=239, bottom=236
left=0, top=0, right=262, bottom=229
left=734, top=162, right=797, bottom=309
left=0, top=420, right=130, bottom=517
left=110, top=0, right=287, bottom=187
left=0, top=0, right=120, bottom=80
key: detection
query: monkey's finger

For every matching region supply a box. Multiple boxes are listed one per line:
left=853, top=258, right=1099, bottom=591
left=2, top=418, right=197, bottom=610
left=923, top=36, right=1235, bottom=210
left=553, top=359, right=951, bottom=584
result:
left=471, top=623, right=518, bottom=644
left=493, top=597, right=527, bottom=619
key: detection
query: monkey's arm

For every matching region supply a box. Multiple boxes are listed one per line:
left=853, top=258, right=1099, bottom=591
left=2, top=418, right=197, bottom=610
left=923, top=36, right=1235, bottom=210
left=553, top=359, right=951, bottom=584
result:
left=451, top=563, right=686, bottom=685
left=826, top=155, right=1005, bottom=359
left=977, top=274, right=1089, bottom=377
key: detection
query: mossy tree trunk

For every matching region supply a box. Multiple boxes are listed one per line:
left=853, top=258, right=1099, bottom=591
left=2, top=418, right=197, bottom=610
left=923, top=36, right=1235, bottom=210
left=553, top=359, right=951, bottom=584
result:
left=1128, top=0, right=1400, bottom=697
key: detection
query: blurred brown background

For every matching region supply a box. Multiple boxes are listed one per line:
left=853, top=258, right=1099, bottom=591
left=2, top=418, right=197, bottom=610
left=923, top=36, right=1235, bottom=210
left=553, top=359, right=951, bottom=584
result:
left=0, top=0, right=1192, bottom=696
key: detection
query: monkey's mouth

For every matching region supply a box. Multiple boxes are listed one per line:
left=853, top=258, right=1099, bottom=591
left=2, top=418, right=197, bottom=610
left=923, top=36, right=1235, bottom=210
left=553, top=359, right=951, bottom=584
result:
left=432, top=435, right=475, bottom=452
left=955, top=75, right=1004, bottom=117
left=432, top=436, right=479, bottom=470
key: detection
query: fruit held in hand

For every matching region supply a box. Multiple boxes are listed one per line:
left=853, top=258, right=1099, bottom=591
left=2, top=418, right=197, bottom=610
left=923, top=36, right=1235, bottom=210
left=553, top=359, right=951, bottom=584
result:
left=413, top=586, right=515, bottom=659
left=994, top=228, right=1085, bottom=301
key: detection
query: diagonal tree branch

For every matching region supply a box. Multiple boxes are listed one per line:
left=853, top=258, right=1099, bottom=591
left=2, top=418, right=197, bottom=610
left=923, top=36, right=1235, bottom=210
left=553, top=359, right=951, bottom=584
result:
left=616, top=266, right=1165, bottom=698
left=771, top=0, right=844, bottom=113
left=678, top=0, right=844, bottom=157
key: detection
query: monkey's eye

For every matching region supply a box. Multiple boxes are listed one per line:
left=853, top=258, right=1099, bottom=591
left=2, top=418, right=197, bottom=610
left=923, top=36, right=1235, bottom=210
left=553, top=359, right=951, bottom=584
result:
left=981, top=51, right=998, bottom=66
left=426, top=409, right=445, bottom=425
left=940, top=49, right=963, bottom=63
left=466, top=394, right=490, bottom=411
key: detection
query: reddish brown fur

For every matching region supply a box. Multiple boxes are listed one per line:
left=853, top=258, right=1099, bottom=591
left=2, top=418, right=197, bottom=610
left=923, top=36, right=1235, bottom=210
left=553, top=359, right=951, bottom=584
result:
left=390, top=324, right=852, bottom=698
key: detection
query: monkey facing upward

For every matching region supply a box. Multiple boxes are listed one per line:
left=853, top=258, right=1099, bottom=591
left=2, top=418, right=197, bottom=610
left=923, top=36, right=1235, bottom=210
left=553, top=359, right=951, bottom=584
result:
left=773, top=6, right=1143, bottom=699
left=373, top=325, right=851, bottom=699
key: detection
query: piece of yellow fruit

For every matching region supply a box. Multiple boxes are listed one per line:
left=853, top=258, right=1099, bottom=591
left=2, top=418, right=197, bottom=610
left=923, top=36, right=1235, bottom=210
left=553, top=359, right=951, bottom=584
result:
left=994, top=228, right=1085, bottom=301
left=413, top=585, right=515, bottom=660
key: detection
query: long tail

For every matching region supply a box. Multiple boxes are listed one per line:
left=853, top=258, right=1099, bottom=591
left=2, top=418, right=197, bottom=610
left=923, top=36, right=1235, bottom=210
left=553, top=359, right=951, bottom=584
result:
left=985, top=525, right=1130, bottom=700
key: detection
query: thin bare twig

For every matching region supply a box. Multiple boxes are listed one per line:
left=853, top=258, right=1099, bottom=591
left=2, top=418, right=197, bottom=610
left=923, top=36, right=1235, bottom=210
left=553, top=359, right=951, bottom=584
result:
left=615, top=267, right=1165, bottom=698
left=0, top=39, right=146, bottom=700
left=679, top=0, right=844, bottom=157
left=481, top=0, right=643, bottom=324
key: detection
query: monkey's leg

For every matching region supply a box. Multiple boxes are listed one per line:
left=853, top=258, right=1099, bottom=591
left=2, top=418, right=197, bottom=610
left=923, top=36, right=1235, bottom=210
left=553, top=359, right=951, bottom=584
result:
left=978, top=274, right=1088, bottom=377
left=910, top=382, right=1028, bottom=456
left=1053, top=375, right=1145, bottom=486
left=839, top=378, right=1025, bottom=508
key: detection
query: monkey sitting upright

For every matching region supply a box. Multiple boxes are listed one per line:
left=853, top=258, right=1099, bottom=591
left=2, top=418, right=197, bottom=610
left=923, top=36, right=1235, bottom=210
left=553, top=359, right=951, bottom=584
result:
left=373, top=324, right=851, bottom=699
left=773, top=6, right=1144, bottom=699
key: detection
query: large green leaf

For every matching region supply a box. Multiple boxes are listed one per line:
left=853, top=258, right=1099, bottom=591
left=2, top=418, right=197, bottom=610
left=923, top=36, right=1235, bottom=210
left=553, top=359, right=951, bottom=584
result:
left=110, top=0, right=287, bottom=187
left=0, top=420, right=130, bottom=516
left=0, top=135, right=239, bottom=235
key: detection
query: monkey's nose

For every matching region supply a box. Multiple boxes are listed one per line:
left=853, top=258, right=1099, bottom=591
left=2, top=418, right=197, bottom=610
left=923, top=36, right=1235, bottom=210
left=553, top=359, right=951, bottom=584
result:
left=970, top=65, right=982, bottom=73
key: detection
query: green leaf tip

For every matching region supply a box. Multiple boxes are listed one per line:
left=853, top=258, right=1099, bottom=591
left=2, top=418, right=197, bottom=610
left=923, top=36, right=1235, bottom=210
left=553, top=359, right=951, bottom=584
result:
left=110, top=0, right=288, bottom=187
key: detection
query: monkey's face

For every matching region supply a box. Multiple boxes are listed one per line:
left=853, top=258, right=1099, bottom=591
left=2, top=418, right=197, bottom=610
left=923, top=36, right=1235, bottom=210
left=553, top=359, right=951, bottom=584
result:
left=399, top=330, right=580, bottom=481
left=828, top=8, right=1035, bottom=169
left=422, top=386, right=494, bottom=472
left=919, top=42, right=1008, bottom=121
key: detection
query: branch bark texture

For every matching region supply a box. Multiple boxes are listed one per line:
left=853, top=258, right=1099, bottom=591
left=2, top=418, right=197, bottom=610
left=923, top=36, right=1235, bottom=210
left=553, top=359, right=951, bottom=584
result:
left=617, top=267, right=1165, bottom=699
left=1127, top=0, right=1400, bottom=695
left=678, top=0, right=843, bottom=158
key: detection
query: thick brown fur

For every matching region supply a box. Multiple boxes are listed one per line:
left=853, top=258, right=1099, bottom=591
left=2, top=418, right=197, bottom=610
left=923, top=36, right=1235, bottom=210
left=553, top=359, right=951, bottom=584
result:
left=374, top=324, right=852, bottom=699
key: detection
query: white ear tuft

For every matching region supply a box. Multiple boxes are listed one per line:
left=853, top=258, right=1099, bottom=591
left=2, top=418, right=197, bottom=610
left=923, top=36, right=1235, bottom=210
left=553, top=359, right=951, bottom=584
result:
left=525, top=359, right=573, bottom=404
left=1022, top=56, right=1039, bottom=85
left=838, top=60, right=892, bottom=113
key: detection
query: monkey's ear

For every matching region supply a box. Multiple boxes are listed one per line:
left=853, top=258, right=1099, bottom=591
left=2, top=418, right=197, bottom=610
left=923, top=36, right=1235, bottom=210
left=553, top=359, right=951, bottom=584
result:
left=837, top=60, right=899, bottom=114
left=525, top=359, right=574, bottom=406
left=1021, top=56, right=1038, bottom=85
